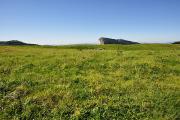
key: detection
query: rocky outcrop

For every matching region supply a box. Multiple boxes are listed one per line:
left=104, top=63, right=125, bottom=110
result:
left=0, top=40, right=37, bottom=46
left=99, top=37, right=139, bottom=44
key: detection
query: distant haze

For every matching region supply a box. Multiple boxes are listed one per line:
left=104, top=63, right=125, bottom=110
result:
left=0, top=0, right=180, bottom=45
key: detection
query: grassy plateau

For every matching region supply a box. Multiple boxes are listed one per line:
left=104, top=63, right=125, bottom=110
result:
left=0, top=44, right=180, bottom=120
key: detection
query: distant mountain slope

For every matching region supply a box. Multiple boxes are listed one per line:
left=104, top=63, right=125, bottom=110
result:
left=99, top=37, right=140, bottom=44
left=0, top=40, right=37, bottom=46
left=172, top=41, right=180, bottom=44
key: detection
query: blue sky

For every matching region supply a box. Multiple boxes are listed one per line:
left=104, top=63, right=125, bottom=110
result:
left=0, top=0, right=180, bottom=44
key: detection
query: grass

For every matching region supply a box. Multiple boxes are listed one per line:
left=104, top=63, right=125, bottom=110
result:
left=0, top=44, right=180, bottom=120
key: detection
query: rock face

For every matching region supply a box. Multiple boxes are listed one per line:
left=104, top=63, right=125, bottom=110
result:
left=0, top=40, right=37, bottom=46
left=99, top=37, right=139, bottom=45
left=172, top=41, right=180, bottom=44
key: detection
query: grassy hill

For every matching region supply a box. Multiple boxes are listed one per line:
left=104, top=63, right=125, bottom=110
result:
left=0, top=44, right=180, bottom=119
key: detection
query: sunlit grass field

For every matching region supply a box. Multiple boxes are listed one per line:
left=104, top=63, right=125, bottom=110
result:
left=0, top=44, right=180, bottom=119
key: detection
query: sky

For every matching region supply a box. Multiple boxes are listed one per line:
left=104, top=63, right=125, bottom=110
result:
left=0, top=0, right=180, bottom=45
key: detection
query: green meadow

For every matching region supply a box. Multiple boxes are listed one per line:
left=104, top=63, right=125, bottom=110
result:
left=0, top=44, right=180, bottom=120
